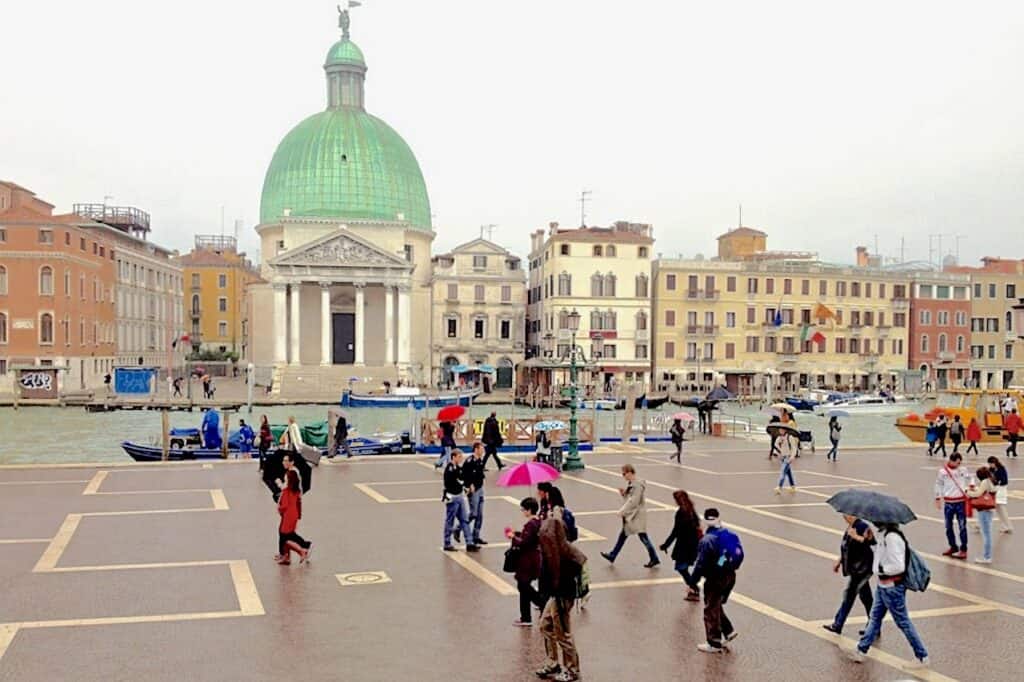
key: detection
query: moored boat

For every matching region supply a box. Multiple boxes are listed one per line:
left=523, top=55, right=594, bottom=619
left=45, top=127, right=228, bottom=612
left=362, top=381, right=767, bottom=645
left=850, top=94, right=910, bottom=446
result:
left=341, top=386, right=480, bottom=408
left=814, top=394, right=915, bottom=415
left=895, top=388, right=1024, bottom=443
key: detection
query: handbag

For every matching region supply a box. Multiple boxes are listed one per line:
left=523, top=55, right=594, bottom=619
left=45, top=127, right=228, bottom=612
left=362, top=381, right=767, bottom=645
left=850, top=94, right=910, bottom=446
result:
left=972, top=490, right=997, bottom=511
left=502, top=546, right=520, bottom=573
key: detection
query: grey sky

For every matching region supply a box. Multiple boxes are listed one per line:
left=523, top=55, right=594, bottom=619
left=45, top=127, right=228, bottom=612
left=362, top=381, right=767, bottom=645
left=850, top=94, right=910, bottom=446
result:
left=2, top=1, right=1022, bottom=267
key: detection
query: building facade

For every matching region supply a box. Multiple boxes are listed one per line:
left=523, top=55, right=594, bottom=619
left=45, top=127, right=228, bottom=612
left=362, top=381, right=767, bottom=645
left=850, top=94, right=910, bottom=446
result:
left=180, top=235, right=262, bottom=358
left=526, top=221, right=654, bottom=388
left=947, top=258, right=1024, bottom=389
left=907, top=270, right=972, bottom=389
left=0, top=181, right=116, bottom=393
left=652, top=230, right=911, bottom=395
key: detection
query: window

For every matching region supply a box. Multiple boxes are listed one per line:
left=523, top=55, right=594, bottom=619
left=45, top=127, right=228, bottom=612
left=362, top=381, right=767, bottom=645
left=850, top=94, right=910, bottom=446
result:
left=970, top=317, right=983, bottom=332
left=1009, top=284, right=1017, bottom=299
left=819, top=280, right=827, bottom=296
left=986, top=318, right=999, bottom=332
left=218, top=274, right=227, bottom=288
left=218, top=321, right=228, bottom=337
left=39, top=229, right=54, bottom=244
left=851, top=311, right=861, bottom=326
left=467, top=255, right=487, bottom=270
left=747, top=278, right=758, bottom=294
left=835, top=338, right=846, bottom=353
left=560, top=244, right=570, bottom=256
left=686, top=342, right=698, bottom=360
left=665, top=342, right=675, bottom=359
left=0, top=229, right=5, bottom=242
left=474, top=285, right=485, bottom=302
left=1006, top=344, right=1014, bottom=360
left=836, top=281, right=847, bottom=297
left=606, top=245, right=616, bottom=257
left=988, top=283, right=997, bottom=298
left=956, top=335, right=965, bottom=353
left=725, top=342, right=735, bottom=359
left=558, top=272, right=572, bottom=296
left=938, top=333, right=947, bottom=352
left=765, top=336, right=777, bottom=353
left=501, top=285, right=512, bottom=303
left=592, top=245, right=603, bottom=257
left=191, top=294, right=200, bottom=315
left=894, top=313, right=906, bottom=328
left=79, top=273, right=85, bottom=300
left=474, top=318, right=485, bottom=339
left=0, top=312, right=6, bottom=344
left=726, top=312, right=736, bottom=328
left=40, top=312, right=54, bottom=344
left=801, top=279, right=809, bottom=295
left=403, top=245, right=414, bottom=262
left=500, top=319, right=511, bottom=339
left=191, top=273, right=200, bottom=288
left=665, top=310, right=676, bottom=327
left=988, top=345, right=996, bottom=359
left=727, top=276, right=736, bottom=292
left=920, top=334, right=929, bottom=353
left=638, top=246, right=648, bottom=258
left=765, top=278, right=775, bottom=295
left=878, top=312, right=885, bottom=326
left=703, top=342, right=714, bottom=360
left=865, top=283, right=872, bottom=298
left=783, top=279, right=792, bottom=295
left=218, top=297, right=228, bottom=312
left=973, top=283, right=982, bottom=298
left=635, top=344, right=648, bottom=359
left=687, top=310, right=698, bottom=327
left=39, top=266, right=54, bottom=295
left=591, top=273, right=604, bottom=297
left=745, top=336, right=759, bottom=352
left=636, top=310, right=648, bottom=330
left=746, top=307, right=755, bottom=324
left=919, top=310, right=931, bottom=325
left=666, top=274, right=676, bottom=290
left=893, top=339, right=904, bottom=355
left=879, top=283, right=886, bottom=299
left=634, top=273, right=649, bottom=298
left=603, top=344, right=617, bottom=359
left=0, top=265, right=6, bottom=295
left=604, top=273, right=616, bottom=297
left=446, top=318, right=458, bottom=338
left=447, top=284, right=457, bottom=300
left=1007, top=311, right=1013, bottom=333
left=937, top=311, right=949, bottom=325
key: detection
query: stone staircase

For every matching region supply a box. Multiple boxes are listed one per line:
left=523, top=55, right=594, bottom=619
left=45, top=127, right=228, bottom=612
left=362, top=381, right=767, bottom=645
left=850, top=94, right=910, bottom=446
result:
left=272, top=364, right=401, bottom=401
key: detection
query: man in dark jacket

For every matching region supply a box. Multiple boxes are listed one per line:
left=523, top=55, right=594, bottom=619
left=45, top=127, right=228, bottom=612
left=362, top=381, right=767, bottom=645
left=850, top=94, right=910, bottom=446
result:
left=481, top=412, right=505, bottom=470
left=332, top=415, right=353, bottom=459
left=442, top=450, right=478, bottom=552
left=691, top=508, right=739, bottom=653
left=461, top=442, right=488, bottom=546
left=823, top=515, right=875, bottom=635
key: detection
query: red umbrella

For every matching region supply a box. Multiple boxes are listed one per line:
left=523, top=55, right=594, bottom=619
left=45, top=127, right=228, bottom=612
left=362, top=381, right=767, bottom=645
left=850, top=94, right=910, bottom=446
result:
left=437, top=405, right=466, bottom=421
left=672, top=412, right=696, bottom=422
left=496, top=461, right=560, bottom=487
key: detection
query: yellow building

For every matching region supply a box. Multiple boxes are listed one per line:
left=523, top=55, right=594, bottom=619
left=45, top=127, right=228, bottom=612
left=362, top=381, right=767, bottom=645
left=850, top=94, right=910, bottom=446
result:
left=179, top=236, right=262, bottom=358
left=652, top=229, right=911, bottom=396
left=526, top=221, right=654, bottom=389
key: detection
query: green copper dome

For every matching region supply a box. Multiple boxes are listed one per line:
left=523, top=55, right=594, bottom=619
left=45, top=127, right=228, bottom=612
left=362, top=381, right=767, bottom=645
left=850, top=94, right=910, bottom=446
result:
left=259, top=35, right=431, bottom=229
left=325, top=39, right=365, bottom=67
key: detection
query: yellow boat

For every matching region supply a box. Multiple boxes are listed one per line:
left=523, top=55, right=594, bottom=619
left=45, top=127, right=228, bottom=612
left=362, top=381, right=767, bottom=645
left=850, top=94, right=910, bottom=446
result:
left=894, top=388, right=1024, bottom=443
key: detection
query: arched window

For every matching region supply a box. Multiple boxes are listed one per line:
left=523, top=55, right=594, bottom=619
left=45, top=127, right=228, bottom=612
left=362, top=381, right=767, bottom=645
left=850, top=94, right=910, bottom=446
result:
left=938, top=333, right=947, bottom=352
left=590, top=310, right=602, bottom=330
left=63, top=269, right=70, bottom=296
left=40, top=312, right=54, bottom=344
left=592, top=245, right=603, bottom=257
left=0, top=265, right=7, bottom=295
left=191, top=294, right=200, bottom=315
left=0, top=312, right=7, bottom=344
left=603, top=310, right=617, bottom=330
left=920, top=334, right=929, bottom=353
left=39, top=266, right=54, bottom=295
left=635, top=273, right=649, bottom=298
left=956, top=335, right=965, bottom=353
left=557, top=272, right=572, bottom=296
left=636, top=310, right=648, bottom=331
left=590, top=273, right=604, bottom=297
left=604, top=273, right=616, bottom=297
left=606, top=245, right=617, bottom=257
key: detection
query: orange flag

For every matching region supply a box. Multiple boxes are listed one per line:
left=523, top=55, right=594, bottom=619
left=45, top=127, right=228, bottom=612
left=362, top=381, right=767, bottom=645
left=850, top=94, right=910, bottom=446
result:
left=813, top=303, right=835, bottom=321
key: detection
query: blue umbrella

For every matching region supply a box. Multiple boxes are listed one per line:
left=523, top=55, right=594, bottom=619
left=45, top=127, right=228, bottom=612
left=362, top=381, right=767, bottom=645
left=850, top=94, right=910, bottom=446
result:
left=826, top=489, right=917, bottom=525
left=535, top=420, right=567, bottom=432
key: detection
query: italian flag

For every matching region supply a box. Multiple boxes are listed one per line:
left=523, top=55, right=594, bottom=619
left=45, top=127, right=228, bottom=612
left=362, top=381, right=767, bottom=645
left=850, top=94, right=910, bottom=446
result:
left=801, top=324, right=826, bottom=345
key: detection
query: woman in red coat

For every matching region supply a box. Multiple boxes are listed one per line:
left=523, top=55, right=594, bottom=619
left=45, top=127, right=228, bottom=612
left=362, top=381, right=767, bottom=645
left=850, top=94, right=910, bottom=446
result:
left=966, top=418, right=982, bottom=456
left=276, top=469, right=312, bottom=565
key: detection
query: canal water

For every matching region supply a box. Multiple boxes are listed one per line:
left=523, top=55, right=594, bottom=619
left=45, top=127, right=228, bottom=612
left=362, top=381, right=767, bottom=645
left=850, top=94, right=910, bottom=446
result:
left=0, top=402, right=918, bottom=465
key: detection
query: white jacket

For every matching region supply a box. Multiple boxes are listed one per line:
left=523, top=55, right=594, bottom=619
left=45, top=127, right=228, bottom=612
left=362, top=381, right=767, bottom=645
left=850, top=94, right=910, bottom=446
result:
left=934, top=464, right=970, bottom=501
left=873, top=529, right=906, bottom=582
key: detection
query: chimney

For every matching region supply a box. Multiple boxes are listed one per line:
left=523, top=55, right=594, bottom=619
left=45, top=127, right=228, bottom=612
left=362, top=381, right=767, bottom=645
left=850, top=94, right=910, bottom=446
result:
left=855, top=246, right=869, bottom=267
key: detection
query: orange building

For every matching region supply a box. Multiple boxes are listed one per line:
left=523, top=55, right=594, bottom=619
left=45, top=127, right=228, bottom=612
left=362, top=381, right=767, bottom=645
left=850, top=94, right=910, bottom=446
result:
left=0, top=181, right=116, bottom=393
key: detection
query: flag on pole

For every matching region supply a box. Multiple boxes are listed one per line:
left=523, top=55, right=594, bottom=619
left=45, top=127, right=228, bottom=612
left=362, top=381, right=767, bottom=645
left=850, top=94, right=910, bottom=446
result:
left=813, top=303, right=836, bottom=321
left=773, top=310, right=783, bottom=327
left=800, top=324, right=813, bottom=342
left=811, top=331, right=826, bottom=345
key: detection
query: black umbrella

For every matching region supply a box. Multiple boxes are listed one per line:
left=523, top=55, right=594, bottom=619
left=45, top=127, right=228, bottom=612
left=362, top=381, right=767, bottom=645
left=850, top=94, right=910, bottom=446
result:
left=705, top=386, right=735, bottom=402
left=261, top=448, right=313, bottom=499
left=826, top=489, right=917, bottom=525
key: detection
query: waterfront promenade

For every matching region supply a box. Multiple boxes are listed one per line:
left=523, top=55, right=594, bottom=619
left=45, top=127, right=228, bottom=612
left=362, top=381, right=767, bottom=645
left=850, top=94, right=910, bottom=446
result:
left=1, top=440, right=1021, bottom=681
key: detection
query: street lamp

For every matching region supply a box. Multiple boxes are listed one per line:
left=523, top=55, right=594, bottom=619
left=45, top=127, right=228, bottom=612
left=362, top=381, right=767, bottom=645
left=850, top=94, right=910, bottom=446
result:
left=564, top=308, right=584, bottom=471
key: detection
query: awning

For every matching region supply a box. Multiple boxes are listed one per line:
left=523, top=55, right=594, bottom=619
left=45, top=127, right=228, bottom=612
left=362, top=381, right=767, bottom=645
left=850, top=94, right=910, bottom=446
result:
left=452, top=364, right=496, bottom=375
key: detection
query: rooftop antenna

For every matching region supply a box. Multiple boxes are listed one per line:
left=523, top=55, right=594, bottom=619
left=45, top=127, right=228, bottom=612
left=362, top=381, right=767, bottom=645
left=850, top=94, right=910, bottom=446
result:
left=900, top=236, right=905, bottom=263
left=579, top=190, right=592, bottom=228
left=738, top=202, right=743, bottom=228
left=480, top=224, right=497, bottom=241
left=220, top=205, right=225, bottom=237
left=953, top=234, right=965, bottom=263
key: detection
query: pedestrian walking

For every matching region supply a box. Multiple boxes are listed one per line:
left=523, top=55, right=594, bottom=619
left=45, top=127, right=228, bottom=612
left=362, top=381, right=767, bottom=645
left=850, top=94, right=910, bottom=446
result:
left=507, top=497, right=543, bottom=626
left=925, top=421, right=937, bottom=456
left=534, top=517, right=587, bottom=681
left=949, top=415, right=964, bottom=454
left=934, top=452, right=970, bottom=559
left=850, top=523, right=928, bottom=668
left=669, top=418, right=685, bottom=463
left=332, top=414, right=353, bottom=459
left=966, top=418, right=982, bottom=456
left=257, top=415, right=272, bottom=464
left=967, top=466, right=998, bottom=563
left=775, top=447, right=797, bottom=494
left=600, top=464, right=660, bottom=568
left=202, top=374, right=212, bottom=399
left=442, top=450, right=477, bottom=552
left=933, top=415, right=948, bottom=457
left=826, top=415, right=842, bottom=462
left=172, top=376, right=183, bottom=397
left=768, top=414, right=781, bottom=459
left=482, top=411, right=505, bottom=470
left=538, top=485, right=579, bottom=542
left=280, top=416, right=303, bottom=453
left=691, top=508, right=743, bottom=653
left=1004, top=408, right=1021, bottom=457
left=275, top=467, right=312, bottom=565
left=237, top=419, right=255, bottom=460
left=435, top=420, right=456, bottom=469
left=462, top=442, right=488, bottom=546
left=659, top=489, right=702, bottom=602
left=823, top=515, right=875, bottom=635
left=986, top=456, right=1013, bottom=533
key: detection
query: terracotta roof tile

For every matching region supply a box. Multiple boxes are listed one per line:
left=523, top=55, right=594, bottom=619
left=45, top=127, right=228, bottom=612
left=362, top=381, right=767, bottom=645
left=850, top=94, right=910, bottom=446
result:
left=551, top=228, right=653, bottom=245
left=717, top=226, right=766, bottom=239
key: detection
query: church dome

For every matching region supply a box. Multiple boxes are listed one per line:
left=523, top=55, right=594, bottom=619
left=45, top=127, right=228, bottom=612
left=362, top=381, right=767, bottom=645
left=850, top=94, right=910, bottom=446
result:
left=259, top=35, right=431, bottom=230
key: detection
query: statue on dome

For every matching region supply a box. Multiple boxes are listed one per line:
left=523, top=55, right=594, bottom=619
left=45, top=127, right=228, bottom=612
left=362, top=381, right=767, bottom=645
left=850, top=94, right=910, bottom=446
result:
left=338, top=1, right=362, bottom=40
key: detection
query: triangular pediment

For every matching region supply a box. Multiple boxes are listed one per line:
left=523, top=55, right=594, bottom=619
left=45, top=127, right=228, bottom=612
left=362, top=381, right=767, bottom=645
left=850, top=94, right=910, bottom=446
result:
left=269, top=229, right=410, bottom=269
left=449, top=238, right=512, bottom=256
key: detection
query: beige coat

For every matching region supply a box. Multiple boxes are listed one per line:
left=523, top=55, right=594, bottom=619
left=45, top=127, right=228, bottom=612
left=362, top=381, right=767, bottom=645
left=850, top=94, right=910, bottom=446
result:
left=619, top=479, right=648, bottom=535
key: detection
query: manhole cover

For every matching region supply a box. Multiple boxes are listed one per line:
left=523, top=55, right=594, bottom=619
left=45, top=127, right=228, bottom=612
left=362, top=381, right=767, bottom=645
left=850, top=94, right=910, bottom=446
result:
left=336, top=571, right=392, bottom=587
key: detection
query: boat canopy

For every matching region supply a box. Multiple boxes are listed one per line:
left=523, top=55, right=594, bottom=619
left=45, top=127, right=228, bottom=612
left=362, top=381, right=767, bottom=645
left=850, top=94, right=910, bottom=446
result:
left=451, top=364, right=496, bottom=375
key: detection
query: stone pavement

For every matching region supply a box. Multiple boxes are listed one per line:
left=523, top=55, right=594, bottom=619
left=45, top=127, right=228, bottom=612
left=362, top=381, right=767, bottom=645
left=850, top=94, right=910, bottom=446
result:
left=1, top=440, right=1022, bottom=681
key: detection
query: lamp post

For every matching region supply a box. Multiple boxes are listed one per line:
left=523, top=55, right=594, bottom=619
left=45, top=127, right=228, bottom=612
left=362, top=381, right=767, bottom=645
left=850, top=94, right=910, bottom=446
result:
left=564, top=309, right=584, bottom=470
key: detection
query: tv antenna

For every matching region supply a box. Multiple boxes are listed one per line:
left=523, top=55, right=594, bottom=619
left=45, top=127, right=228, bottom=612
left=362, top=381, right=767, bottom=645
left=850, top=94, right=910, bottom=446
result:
left=579, top=189, right=592, bottom=227
left=479, top=224, right=497, bottom=241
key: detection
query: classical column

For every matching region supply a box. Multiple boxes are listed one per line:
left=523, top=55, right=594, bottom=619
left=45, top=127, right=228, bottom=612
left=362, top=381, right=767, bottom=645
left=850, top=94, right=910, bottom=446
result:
left=289, top=283, right=301, bottom=365
left=354, top=283, right=365, bottom=366
left=320, top=283, right=332, bottom=366
left=384, top=285, right=395, bottom=365
left=397, top=284, right=411, bottom=366
left=273, top=284, right=287, bottom=364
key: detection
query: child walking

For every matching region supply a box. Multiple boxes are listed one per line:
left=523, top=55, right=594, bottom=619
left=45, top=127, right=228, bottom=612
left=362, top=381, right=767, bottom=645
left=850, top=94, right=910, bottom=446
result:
left=276, top=468, right=312, bottom=565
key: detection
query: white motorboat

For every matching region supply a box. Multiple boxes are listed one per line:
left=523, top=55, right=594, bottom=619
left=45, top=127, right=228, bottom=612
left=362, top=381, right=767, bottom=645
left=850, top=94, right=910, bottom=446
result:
left=814, top=394, right=917, bottom=415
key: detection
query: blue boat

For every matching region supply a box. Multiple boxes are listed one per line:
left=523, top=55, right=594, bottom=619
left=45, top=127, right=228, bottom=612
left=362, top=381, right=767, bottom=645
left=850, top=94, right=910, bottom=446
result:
left=341, top=387, right=480, bottom=408
left=121, top=433, right=405, bottom=462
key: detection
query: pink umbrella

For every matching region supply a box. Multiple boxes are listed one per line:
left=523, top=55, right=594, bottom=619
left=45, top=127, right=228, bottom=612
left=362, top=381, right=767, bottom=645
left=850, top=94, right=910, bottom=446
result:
left=496, top=461, right=560, bottom=487
left=672, top=412, right=696, bottom=422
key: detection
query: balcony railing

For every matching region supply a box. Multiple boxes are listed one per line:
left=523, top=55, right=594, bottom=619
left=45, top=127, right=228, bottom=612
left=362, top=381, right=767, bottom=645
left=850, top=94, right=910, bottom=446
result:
left=892, top=297, right=910, bottom=311
left=936, top=351, right=956, bottom=362
left=685, top=325, right=719, bottom=336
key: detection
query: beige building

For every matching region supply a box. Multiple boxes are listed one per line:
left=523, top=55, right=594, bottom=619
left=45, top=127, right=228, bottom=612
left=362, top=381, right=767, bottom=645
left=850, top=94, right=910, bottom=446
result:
left=526, top=221, right=654, bottom=388
left=652, top=229, right=911, bottom=395
left=429, top=238, right=525, bottom=389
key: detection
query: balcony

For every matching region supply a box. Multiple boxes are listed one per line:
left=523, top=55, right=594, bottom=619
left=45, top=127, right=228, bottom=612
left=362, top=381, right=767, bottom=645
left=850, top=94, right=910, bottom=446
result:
left=684, top=356, right=715, bottom=366
left=849, top=325, right=863, bottom=336
left=685, top=325, right=719, bottom=336
left=877, top=325, right=891, bottom=337
left=892, top=297, right=909, bottom=311
left=777, top=353, right=799, bottom=364
left=703, top=289, right=720, bottom=301
left=936, top=351, right=956, bottom=363
left=636, top=328, right=649, bottom=341
left=190, top=309, right=201, bottom=319
left=685, top=289, right=701, bottom=300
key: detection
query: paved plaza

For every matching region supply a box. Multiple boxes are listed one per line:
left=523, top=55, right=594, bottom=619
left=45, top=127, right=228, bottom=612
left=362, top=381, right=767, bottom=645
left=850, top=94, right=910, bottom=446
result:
left=1, top=439, right=1022, bottom=681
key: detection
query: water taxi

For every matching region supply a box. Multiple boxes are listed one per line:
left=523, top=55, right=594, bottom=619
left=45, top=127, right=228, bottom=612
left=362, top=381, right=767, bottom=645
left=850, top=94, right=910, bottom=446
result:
left=894, top=388, right=1024, bottom=443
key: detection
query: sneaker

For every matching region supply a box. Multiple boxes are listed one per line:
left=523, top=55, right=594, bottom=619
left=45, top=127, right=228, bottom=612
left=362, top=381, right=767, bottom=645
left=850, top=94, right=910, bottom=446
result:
left=906, top=657, right=929, bottom=670
left=443, top=545, right=458, bottom=552
left=466, top=544, right=481, bottom=552
left=697, top=643, right=725, bottom=654
left=953, top=551, right=967, bottom=560
left=941, top=548, right=956, bottom=556
left=788, top=487, right=797, bottom=494
left=551, top=671, right=578, bottom=682
left=774, top=487, right=782, bottom=495
left=534, top=663, right=561, bottom=679
left=1002, top=528, right=1014, bottom=534
left=476, top=539, right=489, bottom=545
left=848, top=649, right=867, bottom=663
left=685, top=589, right=701, bottom=602
left=513, top=619, right=532, bottom=627
left=274, top=556, right=291, bottom=565
left=600, top=551, right=615, bottom=564
left=974, top=557, right=992, bottom=564
left=644, top=559, right=660, bottom=568
left=822, top=624, right=841, bottom=635
left=301, top=543, right=312, bottom=564
left=724, top=631, right=739, bottom=642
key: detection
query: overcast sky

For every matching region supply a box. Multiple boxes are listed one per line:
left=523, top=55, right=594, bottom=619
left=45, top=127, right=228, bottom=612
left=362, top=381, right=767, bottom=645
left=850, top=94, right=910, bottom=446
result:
left=2, top=1, right=1023, bottom=267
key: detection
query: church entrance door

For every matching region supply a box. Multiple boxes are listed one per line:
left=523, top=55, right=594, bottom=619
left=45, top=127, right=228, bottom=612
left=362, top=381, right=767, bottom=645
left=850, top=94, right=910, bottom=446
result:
left=332, top=313, right=355, bottom=364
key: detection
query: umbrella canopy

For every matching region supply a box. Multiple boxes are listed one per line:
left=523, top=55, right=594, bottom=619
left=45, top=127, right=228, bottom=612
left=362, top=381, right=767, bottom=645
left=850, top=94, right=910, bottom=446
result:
left=262, top=448, right=313, bottom=495
left=770, top=403, right=796, bottom=412
left=828, top=409, right=851, bottom=418
left=535, top=420, right=567, bottom=432
left=672, top=412, right=696, bottom=422
left=766, top=423, right=800, bottom=437
left=706, top=386, right=735, bottom=402
left=826, top=489, right=917, bottom=525
left=496, top=461, right=560, bottom=487
left=437, top=405, right=466, bottom=421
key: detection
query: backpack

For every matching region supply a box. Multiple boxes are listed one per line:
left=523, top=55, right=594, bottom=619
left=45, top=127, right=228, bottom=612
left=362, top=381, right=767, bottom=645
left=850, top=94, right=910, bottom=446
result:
left=892, top=530, right=930, bottom=592
left=562, top=508, right=579, bottom=542
left=560, top=556, right=589, bottom=601
left=714, top=528, right=744, bottom=571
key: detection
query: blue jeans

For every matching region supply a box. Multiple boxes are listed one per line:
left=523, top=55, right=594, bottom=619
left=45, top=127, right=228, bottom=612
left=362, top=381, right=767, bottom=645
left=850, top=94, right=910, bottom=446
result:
left=857, top=583, right=928, bottom=661
left=827, top=438, right=839, bottom=461
left=608, top=529, right=658, bottom=563
left=443, top=495, right=471, bottom=547
left=467, top=488, right=485, bottom=544
left=944, top=501, right=967, bottom=552
left=674, top=561, right=697, bottom=589
left=435, top=444, right=453, bottom=468
left=778, top=461, right=795, bottom=488
left=977, top=509, right=993, bottom=560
